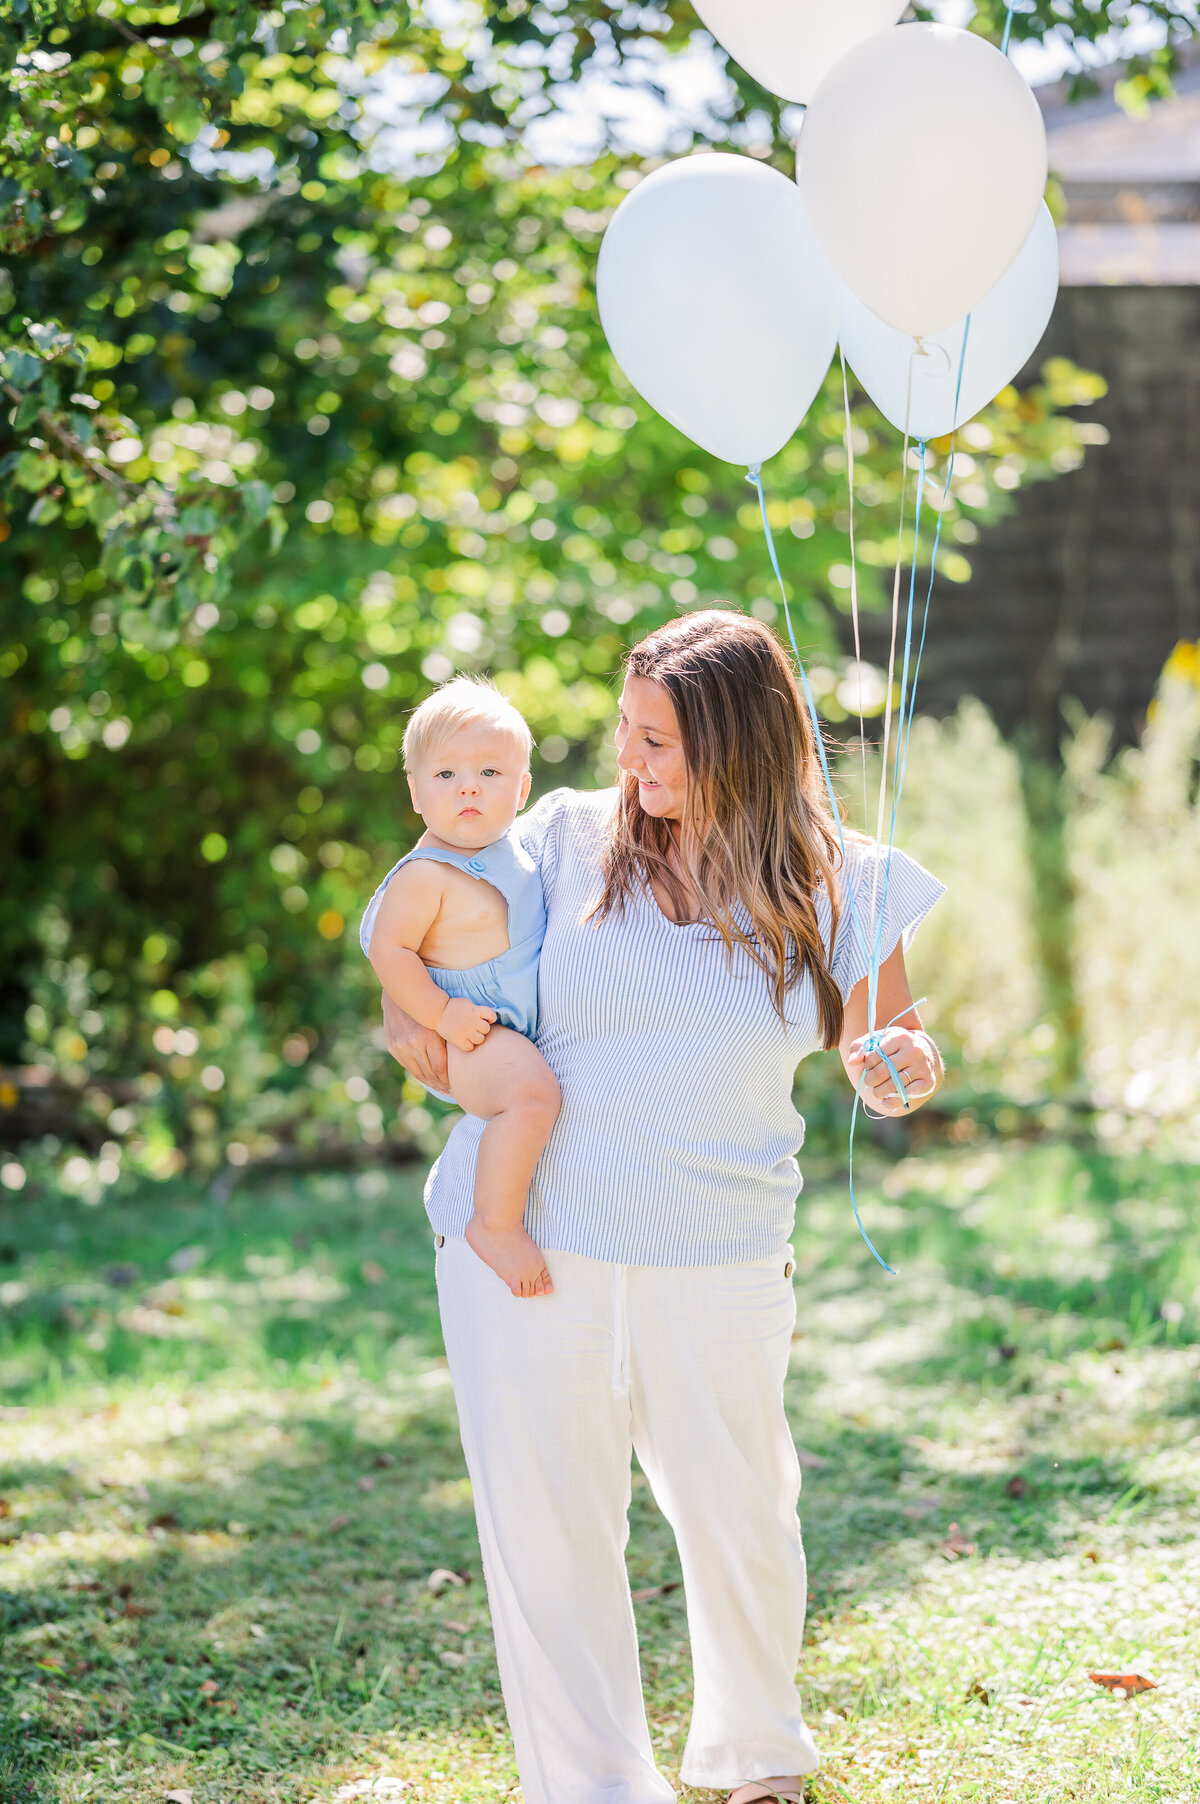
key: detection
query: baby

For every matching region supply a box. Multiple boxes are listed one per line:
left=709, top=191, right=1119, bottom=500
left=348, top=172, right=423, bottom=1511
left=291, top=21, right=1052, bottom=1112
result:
left=360, top=677, right=560, bottom=1299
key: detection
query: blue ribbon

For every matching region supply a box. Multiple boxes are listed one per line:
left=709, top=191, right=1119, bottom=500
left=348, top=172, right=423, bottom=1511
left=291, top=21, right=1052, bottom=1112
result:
left=1001, top=2, right=1018, bottom=57
left=745, top=466, right=875, bottom=988
left=746, top=467, right=908, bottom=1271
left=846, top=998, right=928, bottom=1274
left=746, top=313, right=971, bottom=1270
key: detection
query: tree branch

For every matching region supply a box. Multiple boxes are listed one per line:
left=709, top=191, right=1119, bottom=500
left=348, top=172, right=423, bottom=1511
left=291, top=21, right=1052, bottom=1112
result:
left=2, top=381, right=138, bottom=503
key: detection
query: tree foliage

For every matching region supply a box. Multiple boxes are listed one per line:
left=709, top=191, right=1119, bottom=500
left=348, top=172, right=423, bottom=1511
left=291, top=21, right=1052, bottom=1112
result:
left=1, top=0, right=1183, bottom=1179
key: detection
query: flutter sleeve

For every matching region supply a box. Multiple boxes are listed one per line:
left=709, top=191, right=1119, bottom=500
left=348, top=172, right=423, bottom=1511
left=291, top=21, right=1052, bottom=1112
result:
left=514, top=786, right=597, bottom=906
left=828, top=840, right=946, bottom=1005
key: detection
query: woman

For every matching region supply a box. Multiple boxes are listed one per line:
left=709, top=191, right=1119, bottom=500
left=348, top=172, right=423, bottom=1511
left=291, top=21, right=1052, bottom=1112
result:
left=382, top=611, right=944, bottom=1804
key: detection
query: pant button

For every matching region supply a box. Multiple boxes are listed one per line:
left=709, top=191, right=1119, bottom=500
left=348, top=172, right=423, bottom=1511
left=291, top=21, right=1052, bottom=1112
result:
left=784, top=1258, right=794, bottom=1278
left=434, top=1233, right=445, bottom=1248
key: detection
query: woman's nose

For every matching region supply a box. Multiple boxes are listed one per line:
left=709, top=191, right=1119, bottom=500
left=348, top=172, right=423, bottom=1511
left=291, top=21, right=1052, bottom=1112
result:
left=615, top=739, right=637, bottom=773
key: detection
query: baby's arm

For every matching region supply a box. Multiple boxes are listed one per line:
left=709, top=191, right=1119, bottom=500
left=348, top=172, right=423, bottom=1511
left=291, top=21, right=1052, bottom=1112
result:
left=366, top=865, right=495, bottom=1052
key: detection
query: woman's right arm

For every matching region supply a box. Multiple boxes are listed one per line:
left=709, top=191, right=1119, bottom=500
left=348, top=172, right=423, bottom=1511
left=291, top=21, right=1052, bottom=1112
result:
left=381, top=991, right=451, bottom=1094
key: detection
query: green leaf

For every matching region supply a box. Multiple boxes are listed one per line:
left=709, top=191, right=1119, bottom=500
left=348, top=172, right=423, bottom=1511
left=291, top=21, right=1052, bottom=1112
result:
left=118, top=608, right=156, bottom=645
left=55, top=197, right=89, bottom=235
left=2, top=350, right=41, bottom=389
left=241, top=480, right=272, bottom=524
left=14, top=450, right=54, bottom=492
left=164, top=96, right=207, bottom=146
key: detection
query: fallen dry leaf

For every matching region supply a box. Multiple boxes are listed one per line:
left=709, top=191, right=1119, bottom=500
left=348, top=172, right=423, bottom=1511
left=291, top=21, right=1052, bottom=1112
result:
left=199, top=1679, right=220, bottom=1696
left=164, top=1790, right=194, bottom=1804
left=328, top=1513, right=353, bottom=1533
left=0, top=1498, right=10, bottom=1519
left=443, top=1619, right=469, bottom=1634
left=1088, top=1671, right=1157, bottom=1696
left=122, top=1600, right=154, bottom=1618
left=149, top=1510, right=180, bottom=1530
left=427, top=1567, right=468, bottom=1596
left=373, top=1451, right=395, bottom=1468
left=966, top=1680, right=991, bottom=1705
left=631, top=1582, right=681, bottom=1602
left=1004, top=1475, right=1029, bottom=1499
left=439, top=1649, right=467, bottom=1667
left=938, top=1523, right=977, bottom=1560
left=357, top=1475, right=376, bottom=1493
left=360, top=1260, right=386, bottom=1284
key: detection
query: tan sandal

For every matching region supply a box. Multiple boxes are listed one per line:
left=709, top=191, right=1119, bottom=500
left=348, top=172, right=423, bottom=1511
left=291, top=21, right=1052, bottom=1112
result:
left=727, top=1783, right=806, bottom=1804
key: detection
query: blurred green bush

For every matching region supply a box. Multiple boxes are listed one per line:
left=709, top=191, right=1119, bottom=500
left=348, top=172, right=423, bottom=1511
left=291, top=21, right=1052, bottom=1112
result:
left=896, top=643, right=1200, bottom=1153
left=4, top=642, right=1198, bottom=1204
left=6, top=0, right=1186, bottom=1200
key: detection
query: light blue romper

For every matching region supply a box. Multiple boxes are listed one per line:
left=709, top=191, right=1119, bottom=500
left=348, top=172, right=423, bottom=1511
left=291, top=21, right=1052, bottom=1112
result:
left=358, top=827, right=547, bottom=1040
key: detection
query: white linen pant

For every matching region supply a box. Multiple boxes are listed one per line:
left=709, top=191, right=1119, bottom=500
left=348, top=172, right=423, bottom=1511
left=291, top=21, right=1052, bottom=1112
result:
left=435, top=1235, right=820, bottom=1804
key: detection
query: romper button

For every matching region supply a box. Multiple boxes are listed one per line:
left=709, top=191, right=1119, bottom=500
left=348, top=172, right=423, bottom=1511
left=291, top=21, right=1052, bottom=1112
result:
left=784, top=1259, right=794, bottom=1279
left=467, top=858, right=485, bottom=873
left=434, top=1233, right=445, bottom=1248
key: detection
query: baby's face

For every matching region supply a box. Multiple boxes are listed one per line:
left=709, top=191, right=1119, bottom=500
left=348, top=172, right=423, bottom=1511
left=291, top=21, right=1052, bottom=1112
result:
left=407, top=724, right=532, bottom=850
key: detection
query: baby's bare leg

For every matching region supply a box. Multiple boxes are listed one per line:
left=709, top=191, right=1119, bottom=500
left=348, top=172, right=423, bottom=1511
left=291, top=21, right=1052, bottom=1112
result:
left=447, top=1027, right=561, bottom=1300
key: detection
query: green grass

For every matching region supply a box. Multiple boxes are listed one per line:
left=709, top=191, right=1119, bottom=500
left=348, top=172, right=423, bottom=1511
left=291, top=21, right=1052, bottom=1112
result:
left=1, top=1138, right=1198, bottom=1802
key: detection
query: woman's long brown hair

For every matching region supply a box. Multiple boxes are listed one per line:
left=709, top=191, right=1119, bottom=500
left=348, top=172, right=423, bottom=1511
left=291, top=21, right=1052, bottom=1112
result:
left=590, top=609, right=847, bottom=1049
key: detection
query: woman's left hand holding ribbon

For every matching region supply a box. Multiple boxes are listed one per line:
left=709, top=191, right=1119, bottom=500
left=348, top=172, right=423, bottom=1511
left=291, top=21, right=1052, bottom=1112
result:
left=846, top=1025, right=943, bottom=1117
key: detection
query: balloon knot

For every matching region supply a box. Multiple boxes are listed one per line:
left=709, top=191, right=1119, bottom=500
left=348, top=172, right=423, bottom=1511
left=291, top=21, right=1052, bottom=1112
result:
left=745, top=463, right=761, bottom=484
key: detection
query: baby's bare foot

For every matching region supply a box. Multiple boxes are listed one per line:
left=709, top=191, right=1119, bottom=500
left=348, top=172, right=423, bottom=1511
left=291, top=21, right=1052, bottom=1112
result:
left=465, top=1217, right=554, bottom=1299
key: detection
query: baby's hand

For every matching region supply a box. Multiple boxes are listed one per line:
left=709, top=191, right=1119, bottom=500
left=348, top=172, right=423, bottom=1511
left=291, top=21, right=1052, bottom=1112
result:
left=439, top=997, right=497, bottom=1052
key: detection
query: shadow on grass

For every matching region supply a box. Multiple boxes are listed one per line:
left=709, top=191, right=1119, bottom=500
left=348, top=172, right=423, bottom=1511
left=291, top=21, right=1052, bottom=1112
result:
left=5, top=1419, right=1146, bottom=1800
left=2, top=1138, right=1197, bottom=1799
left=0, top=1403, right=500, bottom=1797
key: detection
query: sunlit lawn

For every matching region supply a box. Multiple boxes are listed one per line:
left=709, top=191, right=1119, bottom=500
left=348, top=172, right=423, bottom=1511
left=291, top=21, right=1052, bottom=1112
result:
left=2, top=1134, right=1198, bottom=1802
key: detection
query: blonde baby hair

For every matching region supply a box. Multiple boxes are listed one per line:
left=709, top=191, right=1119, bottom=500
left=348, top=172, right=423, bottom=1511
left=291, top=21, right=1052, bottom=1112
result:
left=402, top=675, right=533, bottom=771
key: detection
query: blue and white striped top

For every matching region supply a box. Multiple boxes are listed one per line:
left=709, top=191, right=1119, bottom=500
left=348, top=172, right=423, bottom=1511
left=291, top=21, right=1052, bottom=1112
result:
left=423, top=787, right=945, bottom=1267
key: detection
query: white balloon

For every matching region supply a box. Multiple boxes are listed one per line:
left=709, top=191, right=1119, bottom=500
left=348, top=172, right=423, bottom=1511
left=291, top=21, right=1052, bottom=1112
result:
left=692, top=0, right=905, bottom=106
left=798, top=24, right=1048, bottom=338
left=839, top=205, right=1060, bottom=442
left=597, top=153, right=838, bottom=467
